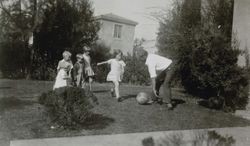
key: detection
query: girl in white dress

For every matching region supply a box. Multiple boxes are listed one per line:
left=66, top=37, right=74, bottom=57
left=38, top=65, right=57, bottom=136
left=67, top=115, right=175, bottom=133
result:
left=53, top=51, right=73, bottom=90
left=82, top=46, right=95, bottom=91
left=97, top=50, right=126, bottom=102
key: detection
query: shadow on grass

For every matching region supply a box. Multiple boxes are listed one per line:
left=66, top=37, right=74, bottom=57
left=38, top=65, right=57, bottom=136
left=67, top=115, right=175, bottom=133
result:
left=197, top=98, right=223, bottom=110
left=121, top=94, right=136, bottom=100
left=172, top=98, right=186, bottom=108
left=30, top=127, right=46, bottom=138
left=0, top=86, right=11, bottom=89
left=173, top=88, right=186, bottom=93
left=92, top=90, right=110, bottom=93
left=0, top=97, right=35, bottom=112
left=197, top=100, right=210, bottom=108
left=82, top=113, right=115, bottom=130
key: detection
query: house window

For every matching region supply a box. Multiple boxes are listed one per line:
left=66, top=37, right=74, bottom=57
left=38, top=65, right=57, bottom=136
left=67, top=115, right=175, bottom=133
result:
left=113, top=24, right=122, bottom=38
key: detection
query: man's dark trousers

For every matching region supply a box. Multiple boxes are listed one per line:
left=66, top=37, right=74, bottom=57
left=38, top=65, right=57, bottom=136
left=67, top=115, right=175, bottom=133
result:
left=153, top=63, right=176, bottom=103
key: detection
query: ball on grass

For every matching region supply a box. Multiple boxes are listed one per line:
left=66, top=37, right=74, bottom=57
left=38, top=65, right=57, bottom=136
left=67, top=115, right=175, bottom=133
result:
left=136, top=92, right=150, bottom=105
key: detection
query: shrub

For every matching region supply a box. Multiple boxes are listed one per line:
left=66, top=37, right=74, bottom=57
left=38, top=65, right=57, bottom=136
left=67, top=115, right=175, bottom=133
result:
left=157, top=0, right=248, bottom=111
left=0, top=36, right=30, bottom=79
left=90, top=42, right=112, bottom=82
left=31, top=64, right=57, bottom=81
left=155, top=130, right=235, bottom=146
left=123, top=54, right=150, bottom=85
left=178, top=30, right=249, bottom=112
left=0, top=0, right=99, bottom=80
left=93, top=65, right=110, bottom=83
left=39, top=87, right=98, bottom=129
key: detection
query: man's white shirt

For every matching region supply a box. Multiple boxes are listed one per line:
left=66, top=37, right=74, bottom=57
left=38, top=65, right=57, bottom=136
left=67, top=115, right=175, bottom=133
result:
left=145, top=54, right=172, bottom=78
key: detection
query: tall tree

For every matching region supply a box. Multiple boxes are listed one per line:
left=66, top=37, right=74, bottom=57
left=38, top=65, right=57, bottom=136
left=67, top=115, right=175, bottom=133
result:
left=0, top=0, right=48, bottom=78
left=0, top=0, right=99, bottom=79
left=157, top=0, right=248, bottom=111
left=36, top=0, right=99, bottom=68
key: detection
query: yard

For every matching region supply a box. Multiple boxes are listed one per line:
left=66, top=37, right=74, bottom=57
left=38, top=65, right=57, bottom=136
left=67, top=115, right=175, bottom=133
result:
left=1, top=79, right=250, bottom=146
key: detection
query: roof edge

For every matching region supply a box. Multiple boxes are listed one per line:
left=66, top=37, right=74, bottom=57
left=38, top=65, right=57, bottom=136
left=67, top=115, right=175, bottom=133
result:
left=95, top=13, right=138, bottom=26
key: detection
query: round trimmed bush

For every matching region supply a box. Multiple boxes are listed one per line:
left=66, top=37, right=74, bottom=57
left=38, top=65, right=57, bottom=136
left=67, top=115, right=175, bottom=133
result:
left=39, top=87, right=98, bottom=129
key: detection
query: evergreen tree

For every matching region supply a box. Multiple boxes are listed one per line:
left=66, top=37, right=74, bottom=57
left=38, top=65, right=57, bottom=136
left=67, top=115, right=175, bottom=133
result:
left=0, top=0, right=99, bottom=80
left=157, top=0, right=248, bottom=111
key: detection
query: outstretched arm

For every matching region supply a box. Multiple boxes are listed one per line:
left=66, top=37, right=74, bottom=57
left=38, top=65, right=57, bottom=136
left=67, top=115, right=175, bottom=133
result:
left=151, top=77, right=158, bottom=97
left=97, top=60, right=109, bottom=66
left=147, top=63, right=158, bottom=97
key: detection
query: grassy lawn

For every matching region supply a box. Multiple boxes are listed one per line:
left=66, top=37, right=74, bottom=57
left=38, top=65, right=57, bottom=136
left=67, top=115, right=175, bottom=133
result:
left=1, top=79, right=250, bottom=146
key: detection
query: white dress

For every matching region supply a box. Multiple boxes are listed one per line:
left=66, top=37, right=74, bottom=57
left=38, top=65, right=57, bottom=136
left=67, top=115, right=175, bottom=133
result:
left=106, top=59, right=126, bottom=82
left=53, top=59, right=73, bottom=90
left=82, top=54, right=95, bottom=77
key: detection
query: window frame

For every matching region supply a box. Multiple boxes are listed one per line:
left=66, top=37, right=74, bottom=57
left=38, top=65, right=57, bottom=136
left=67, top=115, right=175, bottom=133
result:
left=113, top=23, right=123, bottom=39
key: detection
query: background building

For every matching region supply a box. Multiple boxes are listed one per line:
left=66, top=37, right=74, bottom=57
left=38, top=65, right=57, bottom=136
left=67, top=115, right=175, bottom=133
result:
left=96, top=13, right=138, bottom=55
left=232, top=0, right=250, bottom=66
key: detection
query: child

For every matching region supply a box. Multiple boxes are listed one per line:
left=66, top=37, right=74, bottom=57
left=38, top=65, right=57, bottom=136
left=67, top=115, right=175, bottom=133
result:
left=97, top=50, right=126, bottom=102
left=73, top=53, right=85, bottom=88
left=53, top=51, right=73, bottom=90
left=82, top=46, right=95, bottom=91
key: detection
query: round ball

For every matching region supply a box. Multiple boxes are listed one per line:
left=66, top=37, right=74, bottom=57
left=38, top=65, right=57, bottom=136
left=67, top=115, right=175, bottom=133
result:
left=136, top=92, right=150, bottom=105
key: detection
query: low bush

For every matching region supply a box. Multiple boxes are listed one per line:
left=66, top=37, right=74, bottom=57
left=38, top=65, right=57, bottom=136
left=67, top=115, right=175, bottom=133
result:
left=39, top=87, right=98, bottom=129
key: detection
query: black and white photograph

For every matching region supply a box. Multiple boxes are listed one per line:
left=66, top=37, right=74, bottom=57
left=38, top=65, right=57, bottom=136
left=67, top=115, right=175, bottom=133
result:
left=0, top=0, right=250, bottom=146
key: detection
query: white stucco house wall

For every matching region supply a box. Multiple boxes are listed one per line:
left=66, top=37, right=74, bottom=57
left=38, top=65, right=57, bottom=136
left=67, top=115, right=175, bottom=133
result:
left=96, top=13, right=138, bottom=55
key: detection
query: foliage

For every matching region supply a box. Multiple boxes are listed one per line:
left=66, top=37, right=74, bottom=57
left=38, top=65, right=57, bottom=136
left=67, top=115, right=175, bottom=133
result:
left=157, top=0, right=248, bottom=111
left=0, top=0, right=32, bottom=78
left=91, top=39, right=150, bottom=84
left=123, top=53, right=150, bottom=85
left=0, top=0, right=99, bottom=80
left=0, top=0, right=50, bottom=78
left=122, top=38, right=150, bottom=85
left=36, top=0, right=99, bottom=61
left=34, top=0, right=99, bottom=79
left=91, top=42, right=112, bottom=82
left=39, top=86, right=98, bottom=129
left=31, top=65, right=57, bottom=80
left=0, top=33, right=30, bottom=78
left=149, top=130, right=235, bottom=146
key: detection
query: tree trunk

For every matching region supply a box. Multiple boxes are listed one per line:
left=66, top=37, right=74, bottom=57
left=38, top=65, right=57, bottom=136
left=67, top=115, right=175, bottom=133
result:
left=25, top=44, right=34, bottom=79
left=26, top=0, right=38, bottom=79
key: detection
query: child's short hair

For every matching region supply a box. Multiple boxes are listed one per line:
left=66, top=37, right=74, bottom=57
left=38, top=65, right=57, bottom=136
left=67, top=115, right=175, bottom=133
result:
left=113, top=49, right=123, bottom=57
left=62, top=51, right=71, bottom=58
left=137, top=48, right=148, bottom=58
left=76, top=53, right=83, bottom=60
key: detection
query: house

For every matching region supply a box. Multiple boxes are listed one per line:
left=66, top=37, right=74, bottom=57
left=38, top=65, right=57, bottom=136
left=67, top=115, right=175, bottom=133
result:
left=96, top=13, right=138, bottom=55
left=232, top=0, right=250, bottom=67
